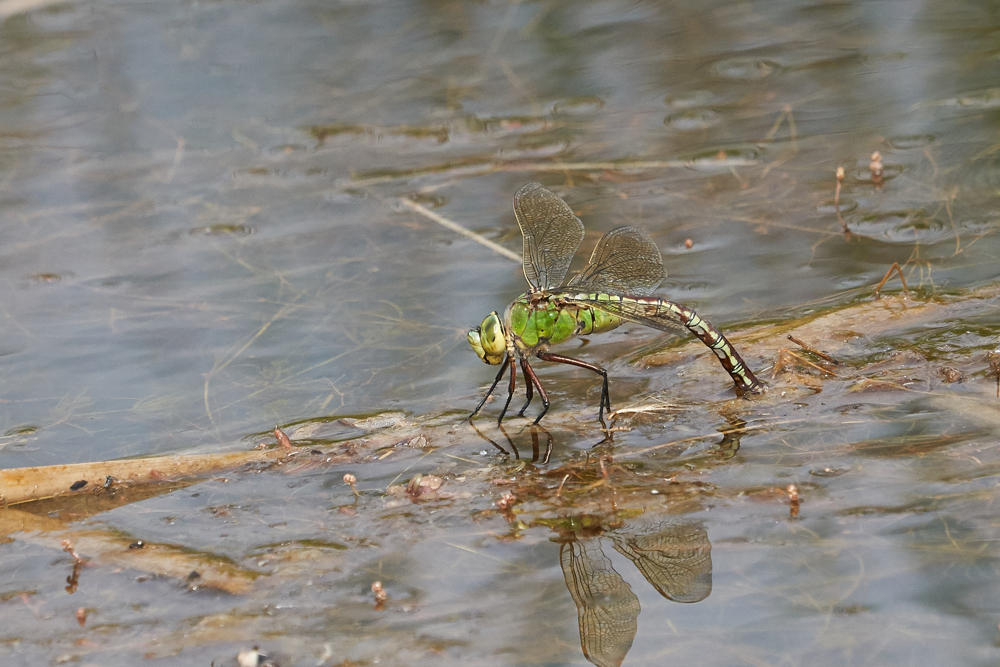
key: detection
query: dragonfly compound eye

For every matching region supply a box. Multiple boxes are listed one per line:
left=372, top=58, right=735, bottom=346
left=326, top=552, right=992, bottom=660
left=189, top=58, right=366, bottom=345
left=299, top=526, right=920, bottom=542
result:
left=468, top=312, right=506, bottom=365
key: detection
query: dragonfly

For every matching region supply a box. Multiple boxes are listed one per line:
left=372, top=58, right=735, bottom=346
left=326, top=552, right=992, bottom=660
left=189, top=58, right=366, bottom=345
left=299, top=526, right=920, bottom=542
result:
left=467, top=182, right=763, bottom=426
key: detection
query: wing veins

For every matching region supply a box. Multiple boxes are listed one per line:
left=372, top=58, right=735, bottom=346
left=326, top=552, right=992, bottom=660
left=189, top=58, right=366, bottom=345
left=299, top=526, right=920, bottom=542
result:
left=569, top=225, right=665, bottom=297
left=514, top=183, right=584, bottom=292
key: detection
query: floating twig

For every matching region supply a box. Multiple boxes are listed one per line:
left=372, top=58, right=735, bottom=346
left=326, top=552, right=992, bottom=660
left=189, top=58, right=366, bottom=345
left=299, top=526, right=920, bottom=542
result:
left=347, top=158, right=758, bottom=189
left=772, top=349, right=838, bottom=379
left=608, top=403, right=683, bottom=419
left=0, top=448, right=295, bottom=506
left=62, top=539, right=85, bottom=564
left=555, top=474, right=570, bottom=498
left=398, top=198, right=520, bottom=262
left=787, top=335, right=839, bottom=364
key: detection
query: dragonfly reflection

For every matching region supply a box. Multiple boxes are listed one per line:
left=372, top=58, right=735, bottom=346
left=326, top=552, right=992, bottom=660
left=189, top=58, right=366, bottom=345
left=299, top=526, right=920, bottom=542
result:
left=558, top=521, right=712, bottom=667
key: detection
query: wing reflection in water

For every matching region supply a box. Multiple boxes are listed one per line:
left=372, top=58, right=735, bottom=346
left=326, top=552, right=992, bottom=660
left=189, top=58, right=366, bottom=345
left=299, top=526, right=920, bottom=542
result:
left=560, top=540, right=641, bottom=667
left=610, top=522, right=712, bottom=604
left=559, top=522, right=712, bottom=667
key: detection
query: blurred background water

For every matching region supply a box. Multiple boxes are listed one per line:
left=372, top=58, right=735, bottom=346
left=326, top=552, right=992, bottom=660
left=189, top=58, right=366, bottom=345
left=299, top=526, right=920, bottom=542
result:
left=2, top=0, right=1000, bottom=665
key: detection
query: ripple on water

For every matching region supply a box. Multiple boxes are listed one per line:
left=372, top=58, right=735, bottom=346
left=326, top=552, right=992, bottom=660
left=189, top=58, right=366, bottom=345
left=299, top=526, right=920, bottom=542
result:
left=661, top=279, right=712, bottom=294
left=854, top=163, right=903, bottom=182
left=664, top=108, right=721, bottom=131
left=837, top=274, right=872, bottom=288
left=664, top=90, right=716, bottom=109
left=952, top=87, right=1000, bottom=108
left=188, top=224, right=254, bottom=237
left=887, top=134, right=935, bottom=150
left=848, top=209, right=950, bottom=243
left=815, top=199, right=858, bottom=214
left=950, top=156, right=1000, bottom=191
left=709, top=57, right=781, bottom=80
left=552, top=96, right=605, bottom=115
left=810, top=466, right=849, bottom=477
left=960, top=216, right=999, bottom=234
left=410, top=193, right=449, bottom=209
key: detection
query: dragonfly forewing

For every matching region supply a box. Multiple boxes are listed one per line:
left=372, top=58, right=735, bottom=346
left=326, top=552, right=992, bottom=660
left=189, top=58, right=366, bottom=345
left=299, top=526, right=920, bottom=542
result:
left=514, top=182, right=585, bottom=292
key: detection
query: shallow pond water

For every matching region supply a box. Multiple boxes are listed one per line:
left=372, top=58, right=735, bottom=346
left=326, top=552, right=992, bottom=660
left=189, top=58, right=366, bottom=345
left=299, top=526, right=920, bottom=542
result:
left=2, top=0, right=1000, bottom=665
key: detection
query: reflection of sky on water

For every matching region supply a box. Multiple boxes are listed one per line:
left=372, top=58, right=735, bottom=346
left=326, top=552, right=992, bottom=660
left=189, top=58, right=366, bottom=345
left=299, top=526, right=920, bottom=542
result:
left=3, top=0, right=997, bottom=466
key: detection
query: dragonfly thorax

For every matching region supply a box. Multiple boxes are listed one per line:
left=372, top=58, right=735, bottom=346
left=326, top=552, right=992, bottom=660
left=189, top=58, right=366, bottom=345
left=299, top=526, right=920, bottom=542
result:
left=507, top=292, right=623, bottom=353
left=468, top=311, right=507, bottom=365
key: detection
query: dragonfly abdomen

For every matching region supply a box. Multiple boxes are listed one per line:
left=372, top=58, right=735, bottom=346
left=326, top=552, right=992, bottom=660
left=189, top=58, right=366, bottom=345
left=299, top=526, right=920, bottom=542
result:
left=563, top=294, right=622, bottom=336
left=575, top=306, right=622, bottom=336
left=647, top=298, right=762, bottom=394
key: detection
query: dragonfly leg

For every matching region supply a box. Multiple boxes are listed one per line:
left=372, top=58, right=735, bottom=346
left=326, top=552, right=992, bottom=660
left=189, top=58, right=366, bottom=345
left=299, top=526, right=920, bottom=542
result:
left=469, top=357, right=510, bottom=421
left=536, top=351, right=610, bottom=424
left=515, top=357, right=535, bottom=417
left=497, top=355, right=518, bottom=425
left=520, top=357, right=551, bottom=424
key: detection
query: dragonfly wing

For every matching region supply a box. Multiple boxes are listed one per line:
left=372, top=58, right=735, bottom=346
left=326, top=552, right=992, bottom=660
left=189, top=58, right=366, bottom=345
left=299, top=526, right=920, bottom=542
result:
left=514, top=182, right=585, bottom=292
left=568, top=225, right=665, bottom=297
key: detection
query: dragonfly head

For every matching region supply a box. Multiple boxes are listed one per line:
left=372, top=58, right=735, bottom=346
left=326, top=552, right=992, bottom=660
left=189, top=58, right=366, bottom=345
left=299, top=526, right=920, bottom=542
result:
left=468, top=311, right=507, bottom=365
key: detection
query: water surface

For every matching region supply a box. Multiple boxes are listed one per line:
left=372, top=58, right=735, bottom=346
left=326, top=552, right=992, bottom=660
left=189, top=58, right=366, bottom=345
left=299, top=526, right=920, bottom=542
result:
left=2, top=1, right=1000, bottom=665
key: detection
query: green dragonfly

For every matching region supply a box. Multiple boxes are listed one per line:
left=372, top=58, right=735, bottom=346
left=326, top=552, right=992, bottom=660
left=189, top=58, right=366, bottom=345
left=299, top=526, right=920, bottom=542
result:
left=468, top=182, right=763, bottom=426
